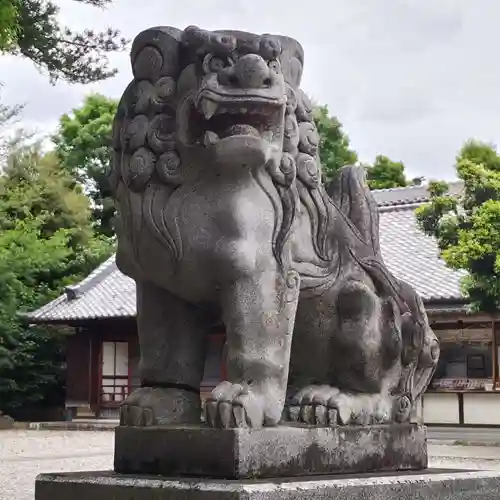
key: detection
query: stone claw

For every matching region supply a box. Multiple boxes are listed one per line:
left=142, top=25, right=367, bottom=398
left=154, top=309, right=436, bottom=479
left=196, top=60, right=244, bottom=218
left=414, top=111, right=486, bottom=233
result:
left=286, top=385, right=393, bottom=426
left=285, top=385, right=340, bottom=426
left=205, top=381, right=274, bottom=429
left=285, top=404, right=338, bottom=426
left=120, top=404, right=157, bottom=427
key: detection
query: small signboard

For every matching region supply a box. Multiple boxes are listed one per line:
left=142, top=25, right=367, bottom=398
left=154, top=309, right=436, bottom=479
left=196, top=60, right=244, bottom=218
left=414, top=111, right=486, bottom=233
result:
left=431, top=378, right=491, bottom=391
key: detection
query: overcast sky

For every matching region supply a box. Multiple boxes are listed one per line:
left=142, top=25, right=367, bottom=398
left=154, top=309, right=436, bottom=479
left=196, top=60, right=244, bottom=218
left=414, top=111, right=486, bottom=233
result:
left=1, top=0, right=499, bottom=181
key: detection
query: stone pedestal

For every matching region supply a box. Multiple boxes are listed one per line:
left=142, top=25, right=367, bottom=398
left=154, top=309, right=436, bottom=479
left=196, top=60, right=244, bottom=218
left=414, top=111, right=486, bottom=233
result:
left=114, top=423, right=427, bottom=479
left=35, top=469, right=500, bottom=499
left=35, top=424, right=500, bottom=499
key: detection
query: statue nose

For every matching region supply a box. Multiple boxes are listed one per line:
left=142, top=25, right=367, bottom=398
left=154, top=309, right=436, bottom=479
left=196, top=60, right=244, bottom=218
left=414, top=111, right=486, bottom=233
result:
left=220, top=54, right=272, bottom=89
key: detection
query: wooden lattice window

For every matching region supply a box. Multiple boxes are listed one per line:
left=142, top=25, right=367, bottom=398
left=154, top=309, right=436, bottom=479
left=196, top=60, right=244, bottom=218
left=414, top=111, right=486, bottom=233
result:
left=100, top=341, right=129, bottom=405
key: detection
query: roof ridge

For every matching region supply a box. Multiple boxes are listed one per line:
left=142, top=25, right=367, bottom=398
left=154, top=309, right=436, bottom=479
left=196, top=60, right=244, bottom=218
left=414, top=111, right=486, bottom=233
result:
left=18, top=293, right=67, bottom=320
left=371, top=184, right=428, bottom=194
left=378, top=202, right=425, bottom=213
left=65, top=254, right=117, bottom=300
left=371, top=179, right=463, bottom=194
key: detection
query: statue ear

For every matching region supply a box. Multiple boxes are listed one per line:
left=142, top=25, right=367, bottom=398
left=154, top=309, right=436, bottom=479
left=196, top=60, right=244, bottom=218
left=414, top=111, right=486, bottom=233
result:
left=130, top=26, right=184, bottom=82
left=276, top=36, right=304, bottom=89
left=111, top=27, right=185, bottom=193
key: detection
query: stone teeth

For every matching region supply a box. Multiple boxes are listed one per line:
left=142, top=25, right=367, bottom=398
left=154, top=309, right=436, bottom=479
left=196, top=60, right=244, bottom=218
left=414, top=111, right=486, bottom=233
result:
left=200, top=99, right=218, bottom=120
left=203, top=130, right=220, bottom=147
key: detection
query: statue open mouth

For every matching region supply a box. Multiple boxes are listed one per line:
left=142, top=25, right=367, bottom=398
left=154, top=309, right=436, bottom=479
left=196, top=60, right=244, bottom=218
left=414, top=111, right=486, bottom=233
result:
left=191, top=92, right=285, bottom=148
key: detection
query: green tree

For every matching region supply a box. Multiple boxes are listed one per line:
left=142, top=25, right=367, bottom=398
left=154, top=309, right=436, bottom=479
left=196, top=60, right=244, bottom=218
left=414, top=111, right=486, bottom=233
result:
left=0, top=0, right=127, bottom=83
left=365, top=155, right=408, bottom=190
left=0, top=0, right=19, bottom=50
left=416, top=139, right=500, bottom=313
left=313, top=105, right=358, bottom=182
left=0, top=141, right=113, bottom=415
left=0, top=89, right=27, bottom=161
left=53, top=93, right=118, bottom=236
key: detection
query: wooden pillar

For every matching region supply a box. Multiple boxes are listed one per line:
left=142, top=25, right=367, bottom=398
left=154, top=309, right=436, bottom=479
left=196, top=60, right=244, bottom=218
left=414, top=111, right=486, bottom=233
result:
left=492, top=320, right=497, bottom=389
left=88, top=332, right=93, bottom=405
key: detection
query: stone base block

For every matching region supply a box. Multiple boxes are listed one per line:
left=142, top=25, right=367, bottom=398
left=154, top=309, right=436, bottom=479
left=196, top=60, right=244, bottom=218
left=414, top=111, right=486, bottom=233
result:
left=35, top=469, right=500, bottom=500
left=114, top=423, right=427, bottom=479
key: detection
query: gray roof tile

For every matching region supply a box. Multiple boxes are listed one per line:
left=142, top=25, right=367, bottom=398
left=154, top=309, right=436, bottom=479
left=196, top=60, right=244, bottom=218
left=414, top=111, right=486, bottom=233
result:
left=25, top=256, right=137, bottom=322
left=25, top=184, right=466, bottom=323
left=371, top=181, right=463, bottom=207
left=378, top=205, right=464, bottom=301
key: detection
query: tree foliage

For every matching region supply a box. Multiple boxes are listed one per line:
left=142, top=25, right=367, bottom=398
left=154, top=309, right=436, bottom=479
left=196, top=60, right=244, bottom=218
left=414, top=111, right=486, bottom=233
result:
left=53, top=93, right=118, bottom=236
left=365, top=155, right=408, bottom=190
left=313, top=105, right=358, bottom=182
left=0, top=0, right=19, bottom=50
left=0, top=141, right=113, bottom=414
left=0, top=95, right=24, bottom=162
left=416, top=140, right=500, bottom=312
left=312, top=106, right=413, bottom=190
left=0, top=0, right=127, bottom=83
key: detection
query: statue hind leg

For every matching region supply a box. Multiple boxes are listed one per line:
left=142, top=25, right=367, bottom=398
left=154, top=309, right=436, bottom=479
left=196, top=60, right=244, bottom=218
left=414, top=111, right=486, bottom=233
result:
left=286, top=277, right=403, bottom=426
left=120, top=281, right=209, bottom=426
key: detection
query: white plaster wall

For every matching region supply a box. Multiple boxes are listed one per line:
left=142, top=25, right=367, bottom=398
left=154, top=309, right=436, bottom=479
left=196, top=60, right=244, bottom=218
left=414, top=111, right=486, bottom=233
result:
left=463, top=393, right=500, bottom=425
left=423, top=393, right=460, bottom=424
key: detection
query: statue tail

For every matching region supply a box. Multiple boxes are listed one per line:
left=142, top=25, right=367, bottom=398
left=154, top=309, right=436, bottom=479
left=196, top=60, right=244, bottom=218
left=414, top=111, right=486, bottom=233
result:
left=326, top=164, right=381, bottom=256
left=327, top=165, right=408, bottom=312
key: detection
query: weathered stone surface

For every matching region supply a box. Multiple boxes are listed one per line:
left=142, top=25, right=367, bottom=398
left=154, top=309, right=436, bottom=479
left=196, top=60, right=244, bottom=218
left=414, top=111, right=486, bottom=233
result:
left=114, top=423, right=427, bottom=479
left=110, top=24, right=440, bottom=432
left=35, top=469, right=500, bottom=500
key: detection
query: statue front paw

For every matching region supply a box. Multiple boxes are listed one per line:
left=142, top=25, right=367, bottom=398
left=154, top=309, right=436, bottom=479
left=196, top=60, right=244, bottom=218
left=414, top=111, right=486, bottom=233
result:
left=286, top=385, right=393, bottom=426
left=285, top=385, right=340, bottom=426
left=205, top=381, right=279, bottom=429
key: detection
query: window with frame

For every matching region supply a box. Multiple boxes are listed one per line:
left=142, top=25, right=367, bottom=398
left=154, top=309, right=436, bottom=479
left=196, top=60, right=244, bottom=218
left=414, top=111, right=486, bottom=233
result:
left=467, top=353, right=487, bottom=379
left=101, top=341, right=129, bottom=404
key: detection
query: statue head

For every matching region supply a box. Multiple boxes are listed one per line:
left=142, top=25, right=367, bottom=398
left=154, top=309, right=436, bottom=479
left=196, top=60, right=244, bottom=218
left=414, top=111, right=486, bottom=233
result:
left=176, top=27, right=305, bottom=170
left=111, top=26, right=323, bottom=266
left=112, top=26, right=321, bottom=190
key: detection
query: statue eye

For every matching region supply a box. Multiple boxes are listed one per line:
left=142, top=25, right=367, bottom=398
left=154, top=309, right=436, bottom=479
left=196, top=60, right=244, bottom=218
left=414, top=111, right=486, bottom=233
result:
left=203, top=53, right=231, bottom=74
left=268, top=59, right=281, bottom=74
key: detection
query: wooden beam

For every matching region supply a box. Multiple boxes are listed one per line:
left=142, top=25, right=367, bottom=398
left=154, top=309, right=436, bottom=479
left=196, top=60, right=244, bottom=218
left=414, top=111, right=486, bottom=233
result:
left=428, top=310, right=498, bottom=323
left=435, top=327, right=493, bottom=344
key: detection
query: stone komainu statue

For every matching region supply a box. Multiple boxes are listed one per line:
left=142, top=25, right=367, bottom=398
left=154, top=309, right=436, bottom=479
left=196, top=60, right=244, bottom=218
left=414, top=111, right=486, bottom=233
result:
left=110, top=26, right=439, bottom=429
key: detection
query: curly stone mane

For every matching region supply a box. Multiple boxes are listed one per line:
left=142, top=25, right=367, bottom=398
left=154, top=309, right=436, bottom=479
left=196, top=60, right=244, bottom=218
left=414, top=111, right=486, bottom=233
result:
left=110, top=26, right=327, bottom=270
left=255, top=86, right=327, bottom=267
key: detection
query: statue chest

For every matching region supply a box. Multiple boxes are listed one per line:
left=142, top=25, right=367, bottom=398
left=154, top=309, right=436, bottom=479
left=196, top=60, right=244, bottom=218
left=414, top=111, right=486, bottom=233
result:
left=173, top=178, right=276, bottom=254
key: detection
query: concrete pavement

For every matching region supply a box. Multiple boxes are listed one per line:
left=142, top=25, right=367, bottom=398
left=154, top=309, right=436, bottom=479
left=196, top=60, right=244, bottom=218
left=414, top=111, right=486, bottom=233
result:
left=17, top=421, right=500, bottom=446
left=3, top=430, right=500, bottom=500
left=0, top=430, right=113, bottom=500
left=427, top=426, right=500, bottom=446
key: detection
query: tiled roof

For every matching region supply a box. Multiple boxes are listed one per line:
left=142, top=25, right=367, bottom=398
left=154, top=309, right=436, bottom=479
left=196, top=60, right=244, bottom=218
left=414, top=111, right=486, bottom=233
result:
left=24, top=256, right=137, bottom=323
left=378, top=204, right=464, bottom=301
left=371, top=180, right=463, bottom=207
left=24, top=183, right=466, bottom=323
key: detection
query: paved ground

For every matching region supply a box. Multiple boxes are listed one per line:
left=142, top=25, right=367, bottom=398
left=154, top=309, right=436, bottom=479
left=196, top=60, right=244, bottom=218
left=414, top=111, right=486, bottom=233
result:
left=3, top=430, right=500, bottom=500
left=428, top=426, right=500, bottom=444
left=0, top=430, right=113, bottom=500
